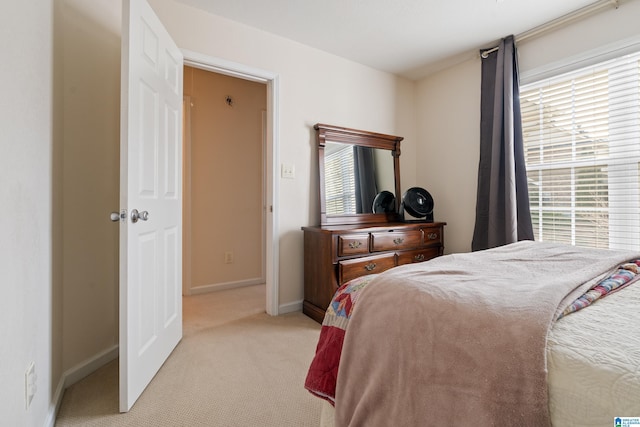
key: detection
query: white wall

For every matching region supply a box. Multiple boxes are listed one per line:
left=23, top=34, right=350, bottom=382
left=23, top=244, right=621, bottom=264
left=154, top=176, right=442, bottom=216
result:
left=148, top=0, right=418, bottom=305
left=0, top=1, right=62, bottom=426
left=415, top=0, right=640, bottom=254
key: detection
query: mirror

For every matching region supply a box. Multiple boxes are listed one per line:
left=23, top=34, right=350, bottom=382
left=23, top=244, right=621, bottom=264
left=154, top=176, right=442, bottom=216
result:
left=315, top=123, right=402, bottom=226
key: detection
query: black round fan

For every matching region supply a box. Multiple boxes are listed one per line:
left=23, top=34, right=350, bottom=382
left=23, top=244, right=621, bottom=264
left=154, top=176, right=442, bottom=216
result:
left=401, top=187, right=434, bottom=221
left=372, top=191, right=396, bottom=213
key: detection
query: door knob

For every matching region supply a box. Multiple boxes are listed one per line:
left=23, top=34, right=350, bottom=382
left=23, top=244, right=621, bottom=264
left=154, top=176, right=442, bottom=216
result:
left=131, top=209, right=149, bottom=223
left=110, top=211, right=126, bottom=222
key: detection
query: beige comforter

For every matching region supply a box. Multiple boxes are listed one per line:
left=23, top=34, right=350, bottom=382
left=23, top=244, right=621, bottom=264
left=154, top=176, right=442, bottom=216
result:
left=334, top=241, right=640, bottom=426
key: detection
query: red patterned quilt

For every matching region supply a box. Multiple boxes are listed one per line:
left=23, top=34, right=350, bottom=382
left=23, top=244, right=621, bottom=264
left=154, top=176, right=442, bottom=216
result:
left=304, top=275, right=375, bottom=404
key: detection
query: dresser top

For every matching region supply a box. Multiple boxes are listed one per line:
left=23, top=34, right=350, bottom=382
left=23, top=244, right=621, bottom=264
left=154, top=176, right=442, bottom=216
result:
left=302, top=221, right=446, bottom=234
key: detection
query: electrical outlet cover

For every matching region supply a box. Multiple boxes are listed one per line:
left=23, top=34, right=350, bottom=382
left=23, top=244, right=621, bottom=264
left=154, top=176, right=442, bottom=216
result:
left=25, top=362, right=36, bottom=409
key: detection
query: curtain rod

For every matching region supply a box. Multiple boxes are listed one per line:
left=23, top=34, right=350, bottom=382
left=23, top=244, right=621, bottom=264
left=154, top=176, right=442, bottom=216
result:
left=480, top=0, right=619, bottom=59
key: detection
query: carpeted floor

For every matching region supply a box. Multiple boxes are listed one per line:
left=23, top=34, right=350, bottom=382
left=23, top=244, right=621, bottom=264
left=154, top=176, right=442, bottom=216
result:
left=55, top=285, right=324, bottom=426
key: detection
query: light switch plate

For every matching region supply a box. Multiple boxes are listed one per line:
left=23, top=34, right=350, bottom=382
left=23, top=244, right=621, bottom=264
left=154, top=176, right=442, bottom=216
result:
left=281, top=163, right=295, bottom=179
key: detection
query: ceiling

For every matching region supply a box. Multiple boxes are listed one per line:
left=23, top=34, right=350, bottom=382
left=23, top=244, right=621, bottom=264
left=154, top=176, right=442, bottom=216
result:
left=173, top=0, right=606, bottom=80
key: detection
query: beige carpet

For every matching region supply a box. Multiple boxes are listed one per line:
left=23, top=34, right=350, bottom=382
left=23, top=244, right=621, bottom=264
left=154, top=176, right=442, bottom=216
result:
left=55, top=285, right=324, bottom=426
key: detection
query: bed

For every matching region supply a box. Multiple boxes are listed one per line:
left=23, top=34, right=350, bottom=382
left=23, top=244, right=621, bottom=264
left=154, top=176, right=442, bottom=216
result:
left=305, top=241, right=640, bottom=426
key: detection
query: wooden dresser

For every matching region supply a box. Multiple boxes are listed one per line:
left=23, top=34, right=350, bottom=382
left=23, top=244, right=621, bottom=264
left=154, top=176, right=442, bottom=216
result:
left=302, top=221, right=446, bottom=323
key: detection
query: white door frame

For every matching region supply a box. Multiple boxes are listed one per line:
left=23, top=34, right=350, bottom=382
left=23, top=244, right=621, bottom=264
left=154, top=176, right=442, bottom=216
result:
left=182, top=49, right=280, bottom=316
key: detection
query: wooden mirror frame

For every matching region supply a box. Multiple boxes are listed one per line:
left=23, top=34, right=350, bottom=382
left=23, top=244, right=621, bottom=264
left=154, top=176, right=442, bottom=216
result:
left=315, top=123, right=403, bottom=226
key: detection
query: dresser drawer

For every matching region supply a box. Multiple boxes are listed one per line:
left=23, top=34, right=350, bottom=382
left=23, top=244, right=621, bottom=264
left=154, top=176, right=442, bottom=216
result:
left=422, top=227, right=443, bottom=246
left=339, top=253, right=396, bottom=285
left=303, top=222, right=446, bottom=324
left=397, top=247, right=440, bottom=265
left=370, top=230, right=422, bottom=252
left=337, top=234, right=370, bottom=256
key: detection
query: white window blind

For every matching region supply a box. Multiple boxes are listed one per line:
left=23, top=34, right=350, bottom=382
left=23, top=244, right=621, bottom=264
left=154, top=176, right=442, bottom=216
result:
left=324, top=145, right=356, bottom=215
left=520, top=50, right=640, bottom=251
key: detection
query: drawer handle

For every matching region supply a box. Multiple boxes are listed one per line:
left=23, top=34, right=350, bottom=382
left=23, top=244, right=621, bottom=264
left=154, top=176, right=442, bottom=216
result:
left=393, top=237, right=404, bottom=245
left=364, top=263, right=377, bottom=271
left=414, top=254, right=425, bottom=262
left=427, top=232, right=438, bottom=240
left=348, top=241, right=362, bottom=249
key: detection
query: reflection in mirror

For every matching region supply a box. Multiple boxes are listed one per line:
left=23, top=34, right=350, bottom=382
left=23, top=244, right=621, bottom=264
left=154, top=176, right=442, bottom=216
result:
left=324, top=142, right=396, bottom=215
left=315, top=123, right=403, bottom=226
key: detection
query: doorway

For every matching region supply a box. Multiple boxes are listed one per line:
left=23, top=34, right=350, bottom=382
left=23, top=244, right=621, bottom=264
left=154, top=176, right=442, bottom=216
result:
left=182, top=52, right=280, bottom=315
left=183, top=66, right=266, bottom=294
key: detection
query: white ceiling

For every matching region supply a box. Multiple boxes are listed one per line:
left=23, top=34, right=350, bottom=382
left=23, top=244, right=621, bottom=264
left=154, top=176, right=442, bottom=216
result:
left=173, top=0, right=604, bottom=80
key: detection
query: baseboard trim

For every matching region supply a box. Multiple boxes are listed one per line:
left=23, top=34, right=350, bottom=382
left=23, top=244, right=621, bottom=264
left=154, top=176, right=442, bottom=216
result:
left=44, top=376, right=65, bottom=427
left=44, top=345, right=118, bottom=427
left=44, top=294, right=301, bottom=426
left=63, top=344, right=119, bottom=388
left=278, top=299, right=303, bottom=314
left=189, top=278, right=264, bottom=295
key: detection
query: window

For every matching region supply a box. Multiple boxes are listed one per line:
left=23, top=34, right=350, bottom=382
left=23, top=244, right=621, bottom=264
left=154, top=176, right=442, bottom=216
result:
left=520, top=51, right=640, bottom=250
left=324, top=145, right=356, bottom=215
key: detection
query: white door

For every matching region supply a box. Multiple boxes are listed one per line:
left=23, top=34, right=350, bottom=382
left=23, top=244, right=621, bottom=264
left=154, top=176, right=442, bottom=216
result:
left=119, top=0, right=183, bottom=412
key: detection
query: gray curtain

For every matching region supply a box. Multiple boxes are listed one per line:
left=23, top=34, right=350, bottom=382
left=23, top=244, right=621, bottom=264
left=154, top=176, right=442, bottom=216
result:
left=472, top=35, right=534, bottom=251
left=354, top=146, right=378, bottom=213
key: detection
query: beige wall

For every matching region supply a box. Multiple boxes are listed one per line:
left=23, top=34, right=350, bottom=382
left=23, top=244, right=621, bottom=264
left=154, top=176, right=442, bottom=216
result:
left=517, top=1, right=640, bottom=79
left=416, top=59, right=481, bottom=255
left=148, top=0, right=418, bottom=306
left=4, top=1, right=640, bottom=425
left=415, top=0, right=640, bottom=254
left=60, top=0, right=121, bottom=373
left=54, top=0, right=415, bottom=400
left=184, top=66, right=266, bottom=291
